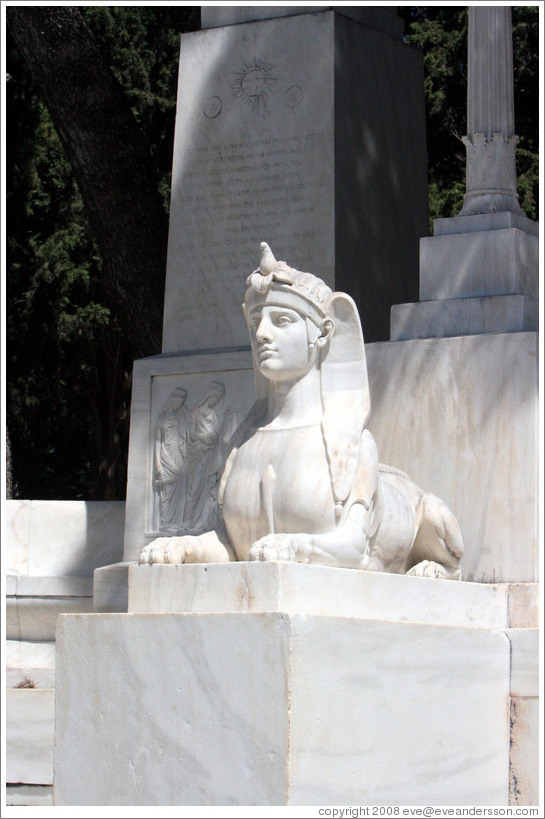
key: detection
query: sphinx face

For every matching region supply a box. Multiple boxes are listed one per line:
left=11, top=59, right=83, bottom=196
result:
left=248, top=303, right=320, bottom=382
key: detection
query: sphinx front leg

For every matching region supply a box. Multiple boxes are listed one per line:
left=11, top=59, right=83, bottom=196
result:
left=249, top=503, right=372, bottom=569
left=404, top=493, right=464, bottom=580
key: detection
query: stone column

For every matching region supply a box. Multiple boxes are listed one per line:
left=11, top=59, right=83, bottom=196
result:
left=460, top=6, right=521, bottom=216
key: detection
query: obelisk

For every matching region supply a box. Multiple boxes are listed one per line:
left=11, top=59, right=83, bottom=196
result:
left=460, top=6, right=522, bottom=216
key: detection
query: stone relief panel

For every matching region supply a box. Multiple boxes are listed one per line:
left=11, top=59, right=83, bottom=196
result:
left=149, top=377, right=244, bottom=537
left=123, top=351, right=255, bottom=561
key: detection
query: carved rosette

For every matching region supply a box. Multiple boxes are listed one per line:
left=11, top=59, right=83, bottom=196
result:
left=460, top=133, right=522, bottom=216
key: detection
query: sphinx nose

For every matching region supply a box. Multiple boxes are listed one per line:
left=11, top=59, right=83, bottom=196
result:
left=256, top=317, right=273, bottom=343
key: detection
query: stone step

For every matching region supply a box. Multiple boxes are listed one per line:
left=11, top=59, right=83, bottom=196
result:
left=390, top=294, right=538, bottom=340
left=419, top=228, right=538, bottom=301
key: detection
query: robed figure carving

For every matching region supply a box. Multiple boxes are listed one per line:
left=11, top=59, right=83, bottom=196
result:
left=141, top=244, right=463, bottom=579
left=153, top=388, right=188, bottom=533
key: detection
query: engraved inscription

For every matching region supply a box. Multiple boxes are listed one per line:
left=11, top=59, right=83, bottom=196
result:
left=177, top=131, right=327, bottom=271
left=152, top=382, right=239, bottom=535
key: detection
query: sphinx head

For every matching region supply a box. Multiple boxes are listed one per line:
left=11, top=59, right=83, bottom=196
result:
left=243, top=242, right=371, bottom=506
left=243, top=243, right=334, bottom=382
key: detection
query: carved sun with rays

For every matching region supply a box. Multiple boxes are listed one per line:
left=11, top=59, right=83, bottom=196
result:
left=231, top=58, right=278, bottom=110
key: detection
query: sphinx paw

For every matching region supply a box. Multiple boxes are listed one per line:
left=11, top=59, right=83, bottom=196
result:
left=406, top=560, right=451, bottom=579
left=139, top=537, right=172, bottom=564
left=249, top=534, right=297, bottom=562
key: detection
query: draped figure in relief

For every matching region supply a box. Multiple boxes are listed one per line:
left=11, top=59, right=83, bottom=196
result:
left=153, top=387, right=188, bottom=533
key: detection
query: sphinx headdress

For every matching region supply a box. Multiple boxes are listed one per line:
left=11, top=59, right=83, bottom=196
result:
left=243, top=243, right=371, bottom=512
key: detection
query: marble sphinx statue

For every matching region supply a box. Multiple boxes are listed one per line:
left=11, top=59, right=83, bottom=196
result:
left=141, top=243, right=463, bottom=579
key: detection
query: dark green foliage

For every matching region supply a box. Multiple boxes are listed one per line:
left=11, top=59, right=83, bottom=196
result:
left=7, top=38, right=106, bottom=498
left=511, top=6, right=539, bottom=220
left=6, top=8, right=200, bottom=499
left=82, top=6, right=200, bottom=210
left=399, top=6, right=539, bottom=228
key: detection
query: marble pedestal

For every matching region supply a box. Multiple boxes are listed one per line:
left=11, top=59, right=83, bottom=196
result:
left=55, top=564, right=538, bottom=806
left=391, top=212, right=539, bottom=341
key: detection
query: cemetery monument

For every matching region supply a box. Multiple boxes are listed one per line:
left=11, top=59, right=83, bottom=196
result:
left=52, top=6, right=538, bottom=806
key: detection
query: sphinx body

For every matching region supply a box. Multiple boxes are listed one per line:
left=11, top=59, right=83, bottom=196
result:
left=140, top=244, right=463, bottom=579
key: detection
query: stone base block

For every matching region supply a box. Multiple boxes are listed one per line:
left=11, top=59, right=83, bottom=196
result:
left=128, top=562, right=517, bottom=629
left=433, top=211, right=539, bottom=237
left=390, top=294, right=538, bottom=340
left=6, top=688, right=55, bottom=785
left=54, top=605, right=510, bottom=806
left=93, top=561, right=132, bottom=612
left=419, top=228, right=538, bottom=301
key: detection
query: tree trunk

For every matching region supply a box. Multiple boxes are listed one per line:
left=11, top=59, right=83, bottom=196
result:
left=7, top=6, right=167, bottom=359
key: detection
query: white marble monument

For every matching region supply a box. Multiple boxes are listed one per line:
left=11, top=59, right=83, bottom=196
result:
left=54, top=5, right=539, bottom=808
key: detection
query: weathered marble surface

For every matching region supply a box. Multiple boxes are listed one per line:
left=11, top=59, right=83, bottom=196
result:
left=129, top=562, right=512, bottom=629
left=6, top=639, right=55, bottom=671
left=6, top=667, right=55, bottom=689
left=9, top=576, right=93, bottom=596
left=7, top=595, right=93, bottom=642
left=6, top=500, right=125, bottom=577
left=419, top=228, right=538, bottom=301
left=93, top=562, right=132, bottom=613
left=366, top=332, right=538, bottom=583
left=6, top=688, right=55, bottom=786
left=6, top=785, right=53, bottom=807
left=390, top=294, right=538, bottom=341
left=54, top=609, right=510, bottom=805
left=507, top=583, right=539, bottom=628
left=509, top=696, right=539, bottom=805
left=505, top=630, right=538, bottom=804
left=6, top=499, right=31, bottom=575
left=507, top=628, right=539, bottom=698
